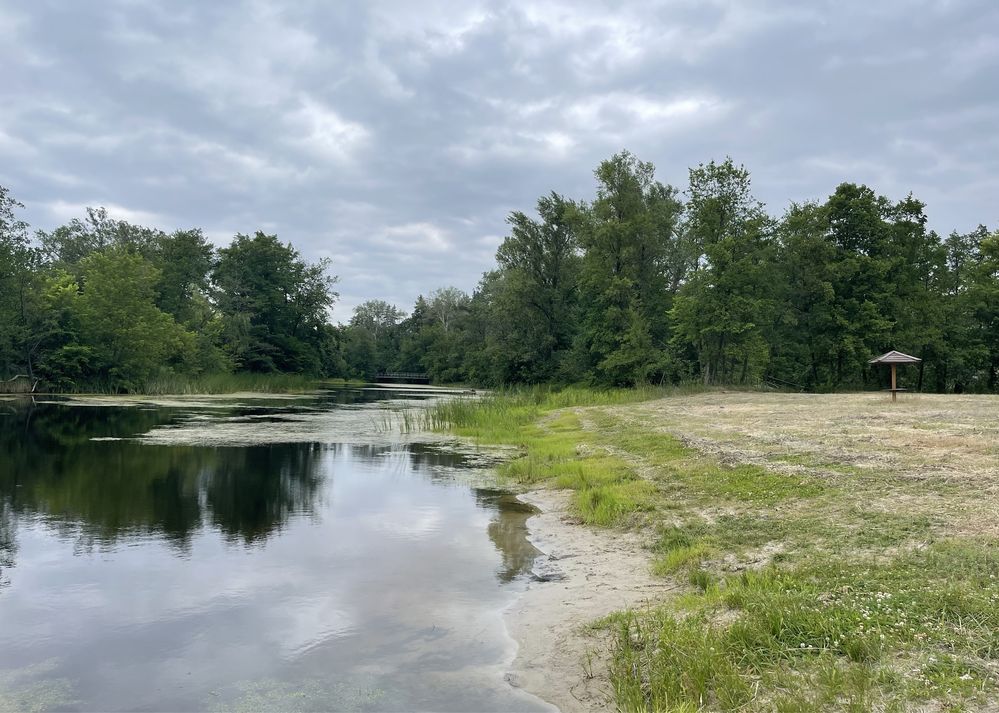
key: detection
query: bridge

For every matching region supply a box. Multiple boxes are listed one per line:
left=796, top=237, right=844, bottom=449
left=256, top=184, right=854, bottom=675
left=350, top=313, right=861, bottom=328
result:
left=374, top=372, right=431, bottom=385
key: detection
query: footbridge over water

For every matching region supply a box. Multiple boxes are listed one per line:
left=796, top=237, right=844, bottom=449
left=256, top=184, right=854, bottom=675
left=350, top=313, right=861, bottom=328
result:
left=374, top=372, right=431, bottom=385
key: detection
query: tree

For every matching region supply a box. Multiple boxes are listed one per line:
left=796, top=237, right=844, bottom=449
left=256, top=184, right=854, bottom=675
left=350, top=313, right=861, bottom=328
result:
left=938, top=226, right=991, bottom=391
left=426, top=287, right=470, bottom=333
left=0, top=186, right=38, bottom=379
left=771, top=202, right=839, bottom=389
left=670, top=159, right=774, bottom=385
left=37, top=207, right=161, bottom=269
left=213, top=232, right=337, bottom=373
left=343, top=300, right=406, bottom=378
left=73, top=249, right=193, bottom=389
left=151, top=229, right=214, bottom=324
left=965, top=230, right=999, bottom=390
left=494, top=193, right=580, bottom=382
left=574, top=152, right=684, bottom=385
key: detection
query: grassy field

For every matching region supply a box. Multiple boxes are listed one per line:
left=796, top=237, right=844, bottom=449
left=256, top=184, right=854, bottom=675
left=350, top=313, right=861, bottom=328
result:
left=429, top=389, right=999, bottom=712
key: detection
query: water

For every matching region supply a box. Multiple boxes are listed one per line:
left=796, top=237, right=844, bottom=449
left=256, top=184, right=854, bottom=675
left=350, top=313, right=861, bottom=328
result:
left=0, top=389, right=551, bottom=712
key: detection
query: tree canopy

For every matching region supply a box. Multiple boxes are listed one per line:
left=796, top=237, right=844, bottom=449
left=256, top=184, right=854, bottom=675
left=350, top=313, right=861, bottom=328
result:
left=1, top=151, right=996, bottom=393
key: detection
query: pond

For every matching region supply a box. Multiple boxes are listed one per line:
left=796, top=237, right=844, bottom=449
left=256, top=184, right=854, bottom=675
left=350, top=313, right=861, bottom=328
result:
left=0, top=388, right=552, bottom=712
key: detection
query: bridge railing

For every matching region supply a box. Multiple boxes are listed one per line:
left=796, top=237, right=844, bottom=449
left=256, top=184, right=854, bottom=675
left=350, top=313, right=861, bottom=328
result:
left=374, top=372, right=431, bottom=384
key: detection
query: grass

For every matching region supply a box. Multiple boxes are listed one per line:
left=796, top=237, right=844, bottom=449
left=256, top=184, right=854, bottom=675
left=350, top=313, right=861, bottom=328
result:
left=609, top=541, right=999, bottom=711
left=422, top=384, right=677, bottom=442
left=430, top=387, right=999, bottom=711
left=426, top=386, right=679, bottom=526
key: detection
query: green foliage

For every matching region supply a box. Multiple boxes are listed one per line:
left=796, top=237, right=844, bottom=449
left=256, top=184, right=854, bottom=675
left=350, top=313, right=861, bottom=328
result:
left=671, top=159, right=776, bottom=385
left=3, top=143, right=998, bottom=393
left=306, top=151, right=997, bottom=393
left=213, top=232, right=337, bottom=374
left=0, top=191, right=342, bottom=392
left=574, top=151, right=685, bottom=386
left=493, top=193, right=581, bottom=382
left=73, top=249, right=194, bottom=390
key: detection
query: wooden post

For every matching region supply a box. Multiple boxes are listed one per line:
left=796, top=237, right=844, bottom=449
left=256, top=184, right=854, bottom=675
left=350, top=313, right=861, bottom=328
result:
left=891, top=363, right=897, bottom=403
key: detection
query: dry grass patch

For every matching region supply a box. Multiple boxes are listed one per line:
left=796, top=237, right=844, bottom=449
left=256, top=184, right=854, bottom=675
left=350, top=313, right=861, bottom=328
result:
left=576, top=392, right=999, bottom=711
left=617, top=392, right=999, bottom=486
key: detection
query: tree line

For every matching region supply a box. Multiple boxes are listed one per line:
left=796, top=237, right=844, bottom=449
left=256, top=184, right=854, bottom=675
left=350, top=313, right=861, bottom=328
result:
left=2, top=151, right=998, bottom=392
left=0, top=190, right=338, bottom=390
left=345, top=153, right=998, bottom=392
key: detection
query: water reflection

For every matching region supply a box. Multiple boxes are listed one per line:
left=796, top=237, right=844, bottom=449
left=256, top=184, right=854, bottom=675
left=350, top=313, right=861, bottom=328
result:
left=0, top=403, right=326, bottom=552
left=0, top=393, right=548, bottom=711
left=0, top=501, right=13, bottom=591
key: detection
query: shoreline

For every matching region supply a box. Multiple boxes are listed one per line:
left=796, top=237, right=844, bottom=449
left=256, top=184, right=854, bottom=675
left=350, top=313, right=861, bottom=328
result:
left=504, top=489, right=673, bottom=713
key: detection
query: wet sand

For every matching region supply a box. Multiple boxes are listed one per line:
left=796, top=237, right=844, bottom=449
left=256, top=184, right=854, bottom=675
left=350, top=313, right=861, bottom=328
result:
left=505, top=490, right=673, bottom=713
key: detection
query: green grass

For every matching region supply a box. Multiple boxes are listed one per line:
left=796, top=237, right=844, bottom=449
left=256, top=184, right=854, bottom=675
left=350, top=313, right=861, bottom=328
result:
left=423, top=384, right=676, bottom=442
left=426, top=386, right=674, bottom=526
left=496, top=411, right=657, bottom=526
left=587, top=410, right=999, bottom=711
left=607, top=540, right=999, bottom=711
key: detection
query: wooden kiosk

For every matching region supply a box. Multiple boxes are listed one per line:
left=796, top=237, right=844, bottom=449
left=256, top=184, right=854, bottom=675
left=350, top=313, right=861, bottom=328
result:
left=868, top=351, right=921, bottom=402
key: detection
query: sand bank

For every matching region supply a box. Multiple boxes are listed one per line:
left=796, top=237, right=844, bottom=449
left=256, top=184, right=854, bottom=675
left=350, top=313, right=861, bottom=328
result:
left=505, top=490, right=673, bottom=712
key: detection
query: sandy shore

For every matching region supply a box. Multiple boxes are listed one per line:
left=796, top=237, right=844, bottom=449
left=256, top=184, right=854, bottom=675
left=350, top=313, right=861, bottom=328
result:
left=504, top=490, right=673, bottom=713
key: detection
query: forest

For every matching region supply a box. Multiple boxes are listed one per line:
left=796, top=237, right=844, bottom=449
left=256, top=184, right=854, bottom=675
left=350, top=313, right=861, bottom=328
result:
left=1, top=151, right=997, bottom=393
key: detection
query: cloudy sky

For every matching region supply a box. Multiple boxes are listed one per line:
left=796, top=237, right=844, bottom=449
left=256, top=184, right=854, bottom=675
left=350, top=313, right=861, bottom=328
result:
left=2, top=0, right=997, bottom=320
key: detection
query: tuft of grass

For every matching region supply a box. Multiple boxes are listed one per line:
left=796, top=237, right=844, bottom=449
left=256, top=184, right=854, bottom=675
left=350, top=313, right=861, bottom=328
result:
left=495, top=411, right=657, bottom=526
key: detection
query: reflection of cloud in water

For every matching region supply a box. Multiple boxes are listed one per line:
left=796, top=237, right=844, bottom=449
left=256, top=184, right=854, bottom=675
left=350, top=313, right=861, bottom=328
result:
left=358, top=505, right=443, bottom=540
left=274, top=597, right=357, bottom=659
left=0, top=392, right=553, bottom=712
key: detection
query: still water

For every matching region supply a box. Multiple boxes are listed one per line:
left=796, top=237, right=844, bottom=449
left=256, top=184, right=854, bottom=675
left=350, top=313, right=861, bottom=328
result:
left=0, top=389, right=551, bottom=712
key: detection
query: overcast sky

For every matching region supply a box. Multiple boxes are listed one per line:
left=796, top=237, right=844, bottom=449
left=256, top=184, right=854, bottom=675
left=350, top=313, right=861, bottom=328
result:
left=2, top=0, right=997, bottom=320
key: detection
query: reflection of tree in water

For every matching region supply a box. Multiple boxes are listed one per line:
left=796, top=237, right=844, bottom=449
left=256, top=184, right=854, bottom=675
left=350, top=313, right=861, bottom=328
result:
left=0, top=401, right=330, bottom=578
left=346, top=442, right=539, bottom=584
left=475, top=489, right=540, bottom=583
left=0, top=501, right=15, bottom=590
left=204, top=444, right=326, bottom=544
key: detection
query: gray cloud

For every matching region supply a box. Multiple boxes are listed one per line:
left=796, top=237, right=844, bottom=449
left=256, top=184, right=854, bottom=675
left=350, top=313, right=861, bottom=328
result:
left=2, top=0, right=997, bottom=320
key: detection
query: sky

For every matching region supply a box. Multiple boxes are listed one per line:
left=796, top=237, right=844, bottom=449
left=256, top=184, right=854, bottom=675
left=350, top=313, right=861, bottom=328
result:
left=2, top=0, right=997, bottom=321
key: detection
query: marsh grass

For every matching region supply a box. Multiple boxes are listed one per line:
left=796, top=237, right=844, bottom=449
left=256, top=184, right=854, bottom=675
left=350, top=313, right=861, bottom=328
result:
left=426, top=386, right=675, bottom=526
left=422, top=384, right=677, bottom=442
left=373, top=407, right=421, bottom=434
